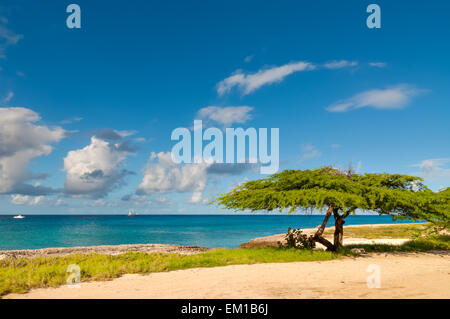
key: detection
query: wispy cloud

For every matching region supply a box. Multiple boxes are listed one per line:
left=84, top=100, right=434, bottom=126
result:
left=323, top=60, right=358, bottom=69
left=331, top=143, right=341, bottom=149
left=244, top=55, right=254, bottom=63
left=326, top=85, right=426, bottom=112
left=301, top=144, right=322, bottom=159
left=0, top=20, right=23, bottom=59
left=196, top=106, right=253, bottom=127
left=120, top=193, right=171, bottom=207
left=2, top=90, right=13, bottom=103
left=11, top=194, right=47, bottom=206
left=411, top=158, right=450, bottom=183
left=217, top=61, right=315, bottom=95
left=10, top=194, right=65, bottom=206
left=60, top=116, right=83, bottom=124
left=369, top=62, right=387, bottom=68
left=217, top=59, right=363, bottom=96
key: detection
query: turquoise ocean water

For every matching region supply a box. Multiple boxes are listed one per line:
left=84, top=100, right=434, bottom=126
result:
left=0, top=215, right=412, bottom=250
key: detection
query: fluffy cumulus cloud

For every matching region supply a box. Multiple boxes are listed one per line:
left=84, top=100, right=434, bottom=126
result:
left=326, top=85, right=425, bottom=112
left=217, top=61, right=315, bottom=95
left=137, top=152, right=255, bottom=203
left=137, top=152, right=209, bottom=203
left=0, top=107, right=66, bottom=195
left=63, top=137, right=135, bottom=198
left=196, top=106, right=253, bottom=126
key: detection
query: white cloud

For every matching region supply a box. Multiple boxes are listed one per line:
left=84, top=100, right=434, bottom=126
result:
left=11, top=195, right=45, bottom=206
left=137, top=152, right=210, bottom=203
left=301, top=144, right=322, bottom=159
left=10, top=194, right=66, bottom=206
left=331, top=144, right=341, bottom=149
left=137, top=152, right=254, bottom=203
left=244, top=55, right=254, bottom=63
left=55, top=198, right=66, bottom=206
left=326, top=85, right=425, bottom=112
left=63, top=136, right=135, bottom=198
left=323, top=60, right=358, bottom=69
left=3, top=91, right=13, bottom=103
left=0, top=107, right=66, bottom=195
left=188, top=191, right=203, bottom=203
left=369, top=62, right=387, bottom=68
left=59, top=116, right=83, bottom=125
left=196, top=106, right=253, bottom=126
left=411, top=158, right=450, bottom=182
left=217, top=61, right=315, bottom=95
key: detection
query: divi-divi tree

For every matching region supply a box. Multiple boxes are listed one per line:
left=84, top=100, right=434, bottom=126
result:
left=214, top=167, right=449, bottom=251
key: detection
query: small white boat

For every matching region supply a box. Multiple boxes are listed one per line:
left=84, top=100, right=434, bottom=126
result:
left=127, top=209, right=137, bottom=217
left=13, top=214, right=25, bottom=219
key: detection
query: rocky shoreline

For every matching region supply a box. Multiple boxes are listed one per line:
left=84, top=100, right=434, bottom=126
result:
left=0, top=243, right=209, bottom=259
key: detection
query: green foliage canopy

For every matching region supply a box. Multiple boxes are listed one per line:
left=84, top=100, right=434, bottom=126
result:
left=215, top=168, right=449, bottom=224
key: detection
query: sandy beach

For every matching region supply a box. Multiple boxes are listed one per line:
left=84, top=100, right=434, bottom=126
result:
left=3, top=223, right=449, bottom=299
left=6, top=251, right=450, bottom=299
left=239, top=223, right=415, bottom=249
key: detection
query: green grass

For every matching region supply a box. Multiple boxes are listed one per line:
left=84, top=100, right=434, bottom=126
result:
left=344, top=235, right=450, bottom=253
left=0, top=248, right=338, bottom=297
left=324, top=223, right=428, bottom=239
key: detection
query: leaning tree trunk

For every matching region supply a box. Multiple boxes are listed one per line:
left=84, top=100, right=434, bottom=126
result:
left=312, top=206, right=336, bottom=251
left=333, top=215, right=345, bottom=250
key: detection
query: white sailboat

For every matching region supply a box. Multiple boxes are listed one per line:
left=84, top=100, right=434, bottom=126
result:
left=127, top=209, right=137, bottom=217
left=13, top=214, right=25, bottom=219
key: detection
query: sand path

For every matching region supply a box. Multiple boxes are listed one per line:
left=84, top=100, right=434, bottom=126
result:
left=6, top=251, right=450, bottom=299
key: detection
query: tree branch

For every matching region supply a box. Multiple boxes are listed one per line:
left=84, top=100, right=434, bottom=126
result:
left=342, top=207, right=357, bottom=219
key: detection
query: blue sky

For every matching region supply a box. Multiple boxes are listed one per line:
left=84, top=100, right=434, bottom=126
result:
left=0, top=0, right=449, bottom=214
